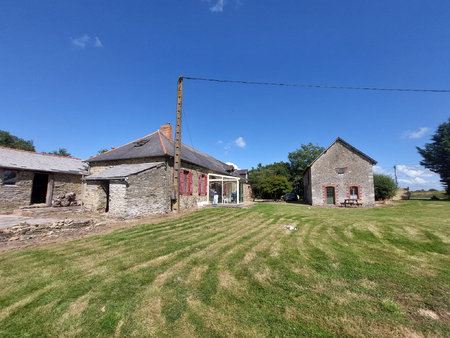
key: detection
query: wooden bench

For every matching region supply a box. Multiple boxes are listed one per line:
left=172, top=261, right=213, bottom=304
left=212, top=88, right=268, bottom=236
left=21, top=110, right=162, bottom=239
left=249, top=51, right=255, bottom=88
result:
left=340, top=199, right=362, bottom=207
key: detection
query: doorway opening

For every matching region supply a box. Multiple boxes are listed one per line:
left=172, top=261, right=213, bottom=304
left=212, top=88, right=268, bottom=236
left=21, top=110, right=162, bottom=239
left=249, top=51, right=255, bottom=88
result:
left=326, top=186, right=335, bottom=205
left=31, top=173, right=49, bottom=204
left=100, top=181, right=110, bottom=212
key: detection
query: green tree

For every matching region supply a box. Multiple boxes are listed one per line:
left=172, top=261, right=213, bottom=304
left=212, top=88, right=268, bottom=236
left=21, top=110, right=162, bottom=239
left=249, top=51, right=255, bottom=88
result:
left=97, top=148, right=109, bottom=154
left=248, top=162, right=291, bottom=199
left=0, top=130, right=35, bottom=151
left=373, top=174, right=397, bottom=200
left=45, top=148, right=71, bottom=157
left=258, top=175, right=292, bottom=200
left=287, top=143, right=325, bottom=194
left=417, top=118, right=450, bottom=194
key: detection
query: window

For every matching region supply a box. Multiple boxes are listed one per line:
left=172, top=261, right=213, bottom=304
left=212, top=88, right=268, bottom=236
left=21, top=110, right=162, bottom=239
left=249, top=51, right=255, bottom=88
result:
left=336, top=168, right=346, bottom=174
left=349, top=186, right=359, bottom=199
left=198, top=174, right=207, bottom=196
left=180, top=170, right=193, bottom=195
left=3, top=170, right=17, bottom=185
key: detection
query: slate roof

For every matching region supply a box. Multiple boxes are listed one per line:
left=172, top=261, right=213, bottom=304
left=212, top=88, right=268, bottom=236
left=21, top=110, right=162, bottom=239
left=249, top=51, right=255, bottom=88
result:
left=85, top=162, right=163, bottom=180
left=87, top=131, right=232, bottom=175
left=304, top=137, right=377, bottom=174
left=0, top=146, right=88, bottom=175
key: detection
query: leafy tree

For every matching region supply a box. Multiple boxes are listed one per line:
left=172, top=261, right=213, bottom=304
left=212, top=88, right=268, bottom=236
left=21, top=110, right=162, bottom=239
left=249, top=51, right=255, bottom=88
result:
left=287, top=143, right=325, bottom=194
left=258, top=175, right=292, bottom=200
left=0, top=130, right=35, bottom=151
left=98, top=148, right=109, bottom=154
left=45, top=148, right=71, bottom=157
left=248, top=162, right=291, bottom=199
left=417, top=118, right=450, bottom=194
left=373, top=174, right=397, bottom=200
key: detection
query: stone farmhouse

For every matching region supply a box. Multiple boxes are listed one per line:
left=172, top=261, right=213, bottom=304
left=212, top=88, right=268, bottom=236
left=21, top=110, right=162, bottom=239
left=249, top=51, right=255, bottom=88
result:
left=0, top=146, right=88, bottom=212
left=83, top=123, right=251, bottom=218
left=303, top=138, right=377, bottom=207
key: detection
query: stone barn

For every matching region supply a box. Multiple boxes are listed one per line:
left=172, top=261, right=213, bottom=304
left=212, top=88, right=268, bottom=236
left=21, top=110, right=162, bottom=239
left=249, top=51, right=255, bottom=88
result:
left=83, top=123, right=251, bottom=217
left=303, top=138, right=377, bottom=207
left=0, top=147, right=88, bottom=213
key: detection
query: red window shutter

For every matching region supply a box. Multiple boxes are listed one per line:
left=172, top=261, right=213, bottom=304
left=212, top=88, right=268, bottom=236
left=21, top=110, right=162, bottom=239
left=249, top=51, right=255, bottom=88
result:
left=203, top=175, right=208, bottom=196
left=188, top=172, right=193, bottom=195
left=180, top=170, right=185, bottom=195
left=198, top=175, right=202, bottom=195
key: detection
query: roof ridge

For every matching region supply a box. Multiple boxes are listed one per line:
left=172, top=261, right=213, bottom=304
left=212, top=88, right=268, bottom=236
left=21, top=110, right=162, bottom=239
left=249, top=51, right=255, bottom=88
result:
left=0, top=146, right=82, bottom=160
left=85, top=130, right=159, bottom=161
left=157, top=131, right=167, bottom=155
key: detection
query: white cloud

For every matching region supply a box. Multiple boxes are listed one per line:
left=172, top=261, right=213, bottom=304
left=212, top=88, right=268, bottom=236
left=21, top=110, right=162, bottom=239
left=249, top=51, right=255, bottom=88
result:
left=71, top=35, right=90, bottom=48
left=210, top=0, right=225, bottom=12
left=402, top=127, right=430, bottom=139
left=235, top=136, right=246, bottom=148
left=226, top=162, right=239, bottom=170
left=395, top=165, right=441, bottom=190
left=373, top=164, right=442, bottom=190
left=71, top=35, right=103, bottom=49
left=396, top=165, right=434, bottom=178
left=373, top=166, right=391, bottom=175
left=93, top=36, right=103, bottom=48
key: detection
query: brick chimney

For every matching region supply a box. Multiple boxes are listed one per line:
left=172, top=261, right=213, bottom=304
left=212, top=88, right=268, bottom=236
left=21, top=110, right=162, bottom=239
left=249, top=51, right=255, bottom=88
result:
left=160, top=123, right=173, bottom=141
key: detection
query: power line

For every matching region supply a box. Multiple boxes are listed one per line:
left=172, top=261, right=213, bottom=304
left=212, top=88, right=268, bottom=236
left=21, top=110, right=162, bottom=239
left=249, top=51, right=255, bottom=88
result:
left=183, top=76, right=450, bottom=93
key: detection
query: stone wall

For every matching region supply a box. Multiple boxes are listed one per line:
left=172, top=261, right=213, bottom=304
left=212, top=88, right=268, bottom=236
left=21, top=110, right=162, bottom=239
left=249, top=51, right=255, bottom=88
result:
left=121, top=165, right=167, bottom=217
left=88, top=157, right=166, bottom=174
left=53, top=173, right=82, bottom=200
left=0, top=169, right=33, bottom=212
left=84, top=181, right=108, bottom=212
left=0, top=169, right=83, bottom=212
left=308, top=142, right=375, bottom=207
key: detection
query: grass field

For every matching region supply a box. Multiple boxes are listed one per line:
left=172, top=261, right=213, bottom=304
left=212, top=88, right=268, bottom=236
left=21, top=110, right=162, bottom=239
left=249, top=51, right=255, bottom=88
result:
left=0, top=201, right=449, bottom=337
left=410, top=190, right=448, bottom=200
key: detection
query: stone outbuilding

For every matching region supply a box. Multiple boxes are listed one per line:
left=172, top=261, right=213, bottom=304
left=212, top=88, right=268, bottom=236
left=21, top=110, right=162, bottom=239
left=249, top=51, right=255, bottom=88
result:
left=303, top=138, right=377, bottom=207
left=83, top=123, right=251, bottom=218
left=0, top=146, right=88, bottom=213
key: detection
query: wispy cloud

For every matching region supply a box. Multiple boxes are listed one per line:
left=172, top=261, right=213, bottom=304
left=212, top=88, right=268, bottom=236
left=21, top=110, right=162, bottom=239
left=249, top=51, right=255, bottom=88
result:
left=235, top=136, right=246, bottom=148
left=373, top=166, right=391, bottom=175
left=71, top=35, right=103, bottom=49
left=374, top=164, right=441, bottom=190
left=402, top=127, right=430, bottom=139
left=210, top=0, right=225, bottom=12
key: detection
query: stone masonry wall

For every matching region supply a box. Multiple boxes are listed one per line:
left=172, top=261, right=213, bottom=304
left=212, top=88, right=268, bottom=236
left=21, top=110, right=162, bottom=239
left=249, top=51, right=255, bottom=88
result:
left=84, top=181, right=108, bottom=212
left=120, top=165, right=167, bottom=217
left=0, top=169, right=83, bottom=212
left=0, top=169, right=33, bottom=212
left=52, top=173, right=82, bottom=200
left=310, top=142, right=375, bottom=207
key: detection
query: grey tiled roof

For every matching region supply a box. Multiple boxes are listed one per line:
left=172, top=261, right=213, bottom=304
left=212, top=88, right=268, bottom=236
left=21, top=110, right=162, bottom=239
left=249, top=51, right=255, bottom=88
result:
left=85, top=162, right=164, bottom=180
left=0, top=147, right=88, bottom=175
left=87, top=131, right=231, bottom=175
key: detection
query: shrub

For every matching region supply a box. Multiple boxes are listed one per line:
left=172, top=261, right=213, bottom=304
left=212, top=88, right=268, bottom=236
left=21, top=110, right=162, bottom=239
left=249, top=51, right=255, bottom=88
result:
left=373, top=174, right=397, bottom=201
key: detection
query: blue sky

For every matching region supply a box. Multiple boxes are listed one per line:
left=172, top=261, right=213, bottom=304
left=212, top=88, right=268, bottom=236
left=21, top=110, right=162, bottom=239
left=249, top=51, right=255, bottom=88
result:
left=1, top=0, right=449, bottom=190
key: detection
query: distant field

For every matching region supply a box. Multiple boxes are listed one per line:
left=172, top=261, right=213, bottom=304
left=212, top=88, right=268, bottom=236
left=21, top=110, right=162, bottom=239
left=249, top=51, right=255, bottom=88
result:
left=410, top=190, right=448, bottom=200
left=0, top=201, right=449, bottom=336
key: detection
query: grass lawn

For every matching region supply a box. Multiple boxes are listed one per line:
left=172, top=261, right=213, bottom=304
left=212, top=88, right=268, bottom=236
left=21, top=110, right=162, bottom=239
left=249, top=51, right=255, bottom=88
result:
left=0, top=201, right=449, bottom=337
left=410, top=190, right=448, bottom=200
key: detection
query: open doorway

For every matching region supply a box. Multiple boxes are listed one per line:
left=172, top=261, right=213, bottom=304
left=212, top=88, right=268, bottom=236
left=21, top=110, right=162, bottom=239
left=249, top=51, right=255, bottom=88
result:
left=100, top=181, right=110, bottom=212
left=31, top=173, right=49, bottom=204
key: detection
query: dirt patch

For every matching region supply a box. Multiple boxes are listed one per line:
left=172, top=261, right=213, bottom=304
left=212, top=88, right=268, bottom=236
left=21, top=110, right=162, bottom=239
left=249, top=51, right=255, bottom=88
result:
left=418, top=308, right=439, bottom=320
left=0, top=209, right=196, bottom=254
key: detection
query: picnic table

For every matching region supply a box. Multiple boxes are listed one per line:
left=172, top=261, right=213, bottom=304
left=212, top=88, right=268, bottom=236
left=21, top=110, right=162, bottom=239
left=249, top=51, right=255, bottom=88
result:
left=340, top=199, right=362, bottom=207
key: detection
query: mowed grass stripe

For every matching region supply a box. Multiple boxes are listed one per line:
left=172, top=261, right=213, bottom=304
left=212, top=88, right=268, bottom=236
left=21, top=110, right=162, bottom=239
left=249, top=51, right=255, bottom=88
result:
left=0, top=200, right=449, bottom=337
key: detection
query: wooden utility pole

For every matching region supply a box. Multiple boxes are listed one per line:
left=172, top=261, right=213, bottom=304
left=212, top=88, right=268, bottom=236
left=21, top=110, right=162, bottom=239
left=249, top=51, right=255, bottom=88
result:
left=394, top=165, right=398, bottom=186
left=172, top=76, right=183, bottom=212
